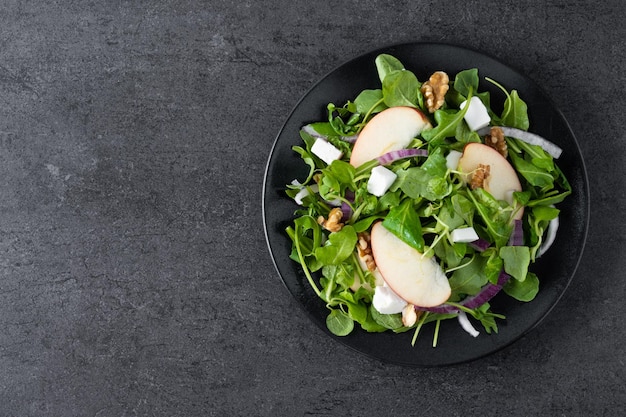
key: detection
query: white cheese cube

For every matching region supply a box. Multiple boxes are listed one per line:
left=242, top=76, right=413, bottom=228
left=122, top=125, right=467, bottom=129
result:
left=367, top=166, right=397, bottom=197
left=460, top=96, right=491, bottom=131
left=446, top=150, right=463, bottom=170
left=373, top=283, right=407, bottom=314
left=450, top=227, right=480, bottom=243
left=311, top=138, right=343, bottom=165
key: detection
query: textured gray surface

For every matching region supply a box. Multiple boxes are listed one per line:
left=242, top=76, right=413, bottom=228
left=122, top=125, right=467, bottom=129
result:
left=0, top=0, right=624, bottom=415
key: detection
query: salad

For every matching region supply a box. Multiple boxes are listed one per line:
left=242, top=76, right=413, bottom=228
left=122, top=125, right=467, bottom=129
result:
left=284, top=54, right=571, bottom=347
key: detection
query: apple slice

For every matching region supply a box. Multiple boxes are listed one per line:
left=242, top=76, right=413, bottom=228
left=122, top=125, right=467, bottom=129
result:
left=370, top=222, right=451, bottom=308
left=349, top=106, right=431, bottom=167
left=457, top=142, right=524, bottom=219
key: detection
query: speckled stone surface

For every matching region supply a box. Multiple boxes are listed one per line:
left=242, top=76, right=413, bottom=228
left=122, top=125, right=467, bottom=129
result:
left=0, top=0, right=623, bottom=415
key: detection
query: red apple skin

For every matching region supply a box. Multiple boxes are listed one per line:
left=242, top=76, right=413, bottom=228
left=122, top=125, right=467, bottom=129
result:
left=457, top=143, right=524, bottom=220
left=349, top=106, right=431, bottom=167
left=370, top=222, right=451, bottom=308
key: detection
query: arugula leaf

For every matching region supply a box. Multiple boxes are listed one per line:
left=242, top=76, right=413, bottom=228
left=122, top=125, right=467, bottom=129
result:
left=471, top=303, right=505, bottom=334
left=466, top=188, right=513, bottom=248
left=315, top=225, right=358, bottom=265
left=503, top=271, right=539, bottom=301
left=396, top=148, right=452, bottom=201
left=370, top=306, right=405, bottom=331
left=421, top=103, right=471, bottom=146
left=509, top=152, right=555, bottom=189
left=482, top=248, right=504, bottom=284
left=449, top=256, right=488, bottom=297
left=499, top=246, right=531, bottom=282
left=396, top=167, right=452, bottom=201
left=451, top=194, right=475, bottom=225
left=354, top=89, right=386, bottom=115
left=486, top=77, right=530, bottom=130
left=375, top=54, right=405, bottom=82
left=453, top=68, right=479, bottom=98
left=382, top=199, right=425, bottom=251
left=501, top=90, right=529, bottom=130
left=382, top=69, right=420, bottom=108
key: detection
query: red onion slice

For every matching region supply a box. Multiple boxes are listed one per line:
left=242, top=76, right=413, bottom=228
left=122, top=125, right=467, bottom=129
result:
left=376, top=148, right=428, bottom=165
left=508, top=219, right=524, bottom=246
left=416, top=270, right=511, bottom=314
left=469, top=238, right=491, bottom=252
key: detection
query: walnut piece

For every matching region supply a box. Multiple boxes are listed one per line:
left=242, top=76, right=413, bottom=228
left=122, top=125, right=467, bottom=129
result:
left=485, top=126, right=508, bottom=158
left=318, top=207, right=344, bottom=233
left=402, top=304, right=418, bottom=327
left=470, top=163, right=490, bottom=190
left=420, top=71, right=450, bottom=113
left=356, top=232, right=376, bottom=272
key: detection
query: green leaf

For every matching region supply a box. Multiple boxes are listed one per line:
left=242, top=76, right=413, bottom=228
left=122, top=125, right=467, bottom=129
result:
left=396, top=167, right=452, bottom=202
left=482, top=248, right=504, bottom=284
left=501, top=90, right=529, bottom=130
left=421, top=146, right=448, bottom=177
left=382, top=70, right=420, bottom=108
left=472, top=302, right=504, bottom=334
left=503, top=271, right=539, bottom=301
left=326, top=309, right=354, bottom=336
left=315, top=225, right=358, bottom=265
left=421, top=104, right=471, bottom=145
left=382, top=199, right=424, bottom=251
left=354, top=89, right=386, bottom=114
left=375, top=54, right=405, bottom=82
left=509, top=152, right=555, bottom=188
left=499, top=246, right=531, bottom=282
left=345, top=300, right=368, bottom=324
left=466, top=189, right=513, bottom=248
left=451, top=194, right=475, bottom=225
left=306, top=122, right=340, bottom=138
left=486, top=78, right=529, bottom=131
left=449, top=256, right=488, bottom=297
left=433, top=239, right=466, bottom=269
left=370, top=306, right=405, bottom=331
left=532, top=205, right=560, bottom=222
left=395, top=148, right=452, bottom=202
left=453, top=68, right=479, bottom=98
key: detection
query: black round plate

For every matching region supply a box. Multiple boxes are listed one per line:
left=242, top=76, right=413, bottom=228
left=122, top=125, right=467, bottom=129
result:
left=262, top=42, right=589, bottom=366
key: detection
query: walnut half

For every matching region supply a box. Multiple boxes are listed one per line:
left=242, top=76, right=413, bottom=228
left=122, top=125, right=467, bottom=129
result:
left=421, top=71, right=449, bottom=113
left=470, top=164, right=490, bottom=190
left=485, top=126, right=508, bottom=158
left=317, top=207, right=344, bottom=233
left=357, top=232, right=376, bottom=272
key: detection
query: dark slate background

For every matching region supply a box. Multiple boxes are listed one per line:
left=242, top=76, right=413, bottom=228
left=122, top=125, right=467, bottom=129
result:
left=0, top=0, right=623, bottom=415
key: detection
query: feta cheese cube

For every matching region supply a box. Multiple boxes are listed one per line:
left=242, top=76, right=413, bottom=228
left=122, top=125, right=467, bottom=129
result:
left=367, top=166, right=397, bottom=197
left=373, top=283, right=407, bottom=314
left=460, top=96, right=491, bottom=131
left=446, top=150, right=463, bottom=170
left=311, top=138, right=343, bottom=165
left=450, top=227, right=480, bottom=243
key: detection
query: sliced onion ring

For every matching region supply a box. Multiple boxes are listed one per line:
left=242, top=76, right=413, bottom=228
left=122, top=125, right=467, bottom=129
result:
left=477, top=126, right=563, bottom=159
left=508, top=219, right=524, bottom=246
left=376, top=148, right=428, bottom=165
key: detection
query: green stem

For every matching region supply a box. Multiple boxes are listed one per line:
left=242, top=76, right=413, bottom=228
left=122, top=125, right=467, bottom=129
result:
left=294, top=225, right=322, bottom=298
left=411, top=312, right=430, bottom=346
